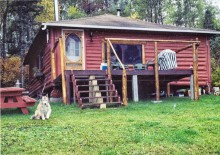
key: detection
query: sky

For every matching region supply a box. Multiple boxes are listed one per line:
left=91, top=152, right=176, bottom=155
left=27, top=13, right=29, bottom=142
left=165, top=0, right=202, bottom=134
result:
left=209, top=0, right=220, bottom=9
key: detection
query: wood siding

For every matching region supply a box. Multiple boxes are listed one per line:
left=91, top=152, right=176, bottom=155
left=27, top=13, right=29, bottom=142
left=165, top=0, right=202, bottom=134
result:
left=84, top=29, right=211, bottom=86
left=27, top=30, right=53, bottom=96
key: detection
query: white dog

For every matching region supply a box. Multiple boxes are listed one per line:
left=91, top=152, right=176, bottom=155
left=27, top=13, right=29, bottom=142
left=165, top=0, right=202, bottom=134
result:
left=31, top=95, right=52, bottom=120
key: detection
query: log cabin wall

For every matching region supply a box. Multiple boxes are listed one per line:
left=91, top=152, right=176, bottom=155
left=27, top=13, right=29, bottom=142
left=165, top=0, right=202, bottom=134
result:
left=27, top=31, right=52, bottom=97
left=84, top=29, right=211, bottom=86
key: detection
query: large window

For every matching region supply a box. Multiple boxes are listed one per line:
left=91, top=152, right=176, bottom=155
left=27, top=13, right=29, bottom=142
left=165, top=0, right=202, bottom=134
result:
left=109, top=44, right=142, bottom=64
left=65, top=33, right=81, bottom=61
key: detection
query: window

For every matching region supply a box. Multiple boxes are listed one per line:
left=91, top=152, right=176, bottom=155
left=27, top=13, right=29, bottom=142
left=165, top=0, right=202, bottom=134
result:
left=35, top=49, right=44, bottom=70
left=105, top=44, right=142, bottom=64
left=65, top=33, right=81, bottom=61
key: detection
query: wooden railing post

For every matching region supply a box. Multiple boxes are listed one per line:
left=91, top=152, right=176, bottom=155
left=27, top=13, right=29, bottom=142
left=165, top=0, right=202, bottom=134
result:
left=154, top=41, right=160, bottom=101
left=59, top=38, right=67, bottom=104
left=107, top=40, right=111, bottom=79
left=167, top=83, right=170, bottom=97
left=142, top=44, right=146, bottom=64
left=122, top=69, right=128, bottom=105
left=193, top=42, right=199, bottom=100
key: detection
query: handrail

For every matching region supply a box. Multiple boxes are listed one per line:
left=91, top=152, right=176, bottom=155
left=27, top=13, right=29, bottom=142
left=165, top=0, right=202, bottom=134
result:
left=106, top=39, right=127, bottom=105
left=107, top=39, right=125, bottom=70
left=106, top=38, right=200, bottom=44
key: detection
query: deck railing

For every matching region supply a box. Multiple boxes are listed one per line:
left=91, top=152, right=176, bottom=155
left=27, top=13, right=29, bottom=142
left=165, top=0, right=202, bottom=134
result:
left=107, top=39, right=128, bottom=105
left=105, top=38, right=200, bottom=102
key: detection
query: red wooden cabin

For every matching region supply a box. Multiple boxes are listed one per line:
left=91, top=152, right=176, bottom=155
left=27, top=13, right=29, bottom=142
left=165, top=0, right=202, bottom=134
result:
left=24, top=14, right=220, bottom=108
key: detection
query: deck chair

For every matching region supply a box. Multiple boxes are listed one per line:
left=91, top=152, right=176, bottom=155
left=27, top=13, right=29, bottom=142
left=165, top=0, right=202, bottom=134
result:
left=134, top=63, right=146, bottom=70
left=146, top=60, right=155, bottom=70
left=158, top=49, right=177, bottom=70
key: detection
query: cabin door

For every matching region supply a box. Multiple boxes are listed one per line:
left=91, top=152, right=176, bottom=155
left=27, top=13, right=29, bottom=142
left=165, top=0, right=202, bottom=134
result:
left=63, top=30, right=84, bottom=70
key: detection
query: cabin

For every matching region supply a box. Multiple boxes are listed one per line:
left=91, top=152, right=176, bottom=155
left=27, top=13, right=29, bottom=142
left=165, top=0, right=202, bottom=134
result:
left=24, top=14, right=220, bottom=108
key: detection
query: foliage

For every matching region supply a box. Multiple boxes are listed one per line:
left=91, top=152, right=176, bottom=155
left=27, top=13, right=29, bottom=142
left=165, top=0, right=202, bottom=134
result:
left=0, top=0, right=41, bottom=57
left=211, top=36, right=220, bottom=86
left=67, top=6, right=87, bottom=19
left=35, top=0, right=54, bottom=22
left=132, top=0, right=164, bottom=23
left=1, top=96, right=220, bottom=154
left=210, top=36, right=220, bottom=65
left=0, top=56, right=21, bottom=87
left=164, top=0, right=205, bottom=27
left=212, top=67, right=220, bottom=86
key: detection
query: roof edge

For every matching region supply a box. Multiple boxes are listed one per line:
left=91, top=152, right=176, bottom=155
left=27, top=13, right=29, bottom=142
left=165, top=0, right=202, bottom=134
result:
left=42, top=23, right=220, bottom=35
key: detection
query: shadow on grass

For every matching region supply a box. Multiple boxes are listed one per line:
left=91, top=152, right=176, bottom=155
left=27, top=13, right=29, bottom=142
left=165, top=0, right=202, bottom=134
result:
left=1, top=108, right=34, bottom=115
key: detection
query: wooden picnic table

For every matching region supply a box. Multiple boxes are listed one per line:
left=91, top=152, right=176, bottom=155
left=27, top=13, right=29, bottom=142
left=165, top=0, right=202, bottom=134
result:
left=0, top=87, right=36, bottom=114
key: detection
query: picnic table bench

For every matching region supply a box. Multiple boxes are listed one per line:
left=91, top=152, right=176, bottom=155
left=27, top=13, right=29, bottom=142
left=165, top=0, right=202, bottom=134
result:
left=0, top=87, right=36, bottom=114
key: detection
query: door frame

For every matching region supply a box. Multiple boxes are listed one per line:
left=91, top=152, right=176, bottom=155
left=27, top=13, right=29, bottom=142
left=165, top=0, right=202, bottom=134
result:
left=62, top=29, right=85, bottom=70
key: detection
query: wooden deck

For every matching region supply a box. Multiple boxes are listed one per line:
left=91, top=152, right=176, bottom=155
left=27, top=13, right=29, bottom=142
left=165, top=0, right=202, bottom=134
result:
left=54, top=69, right=193, bottom=87
left=53, top=69, right=194, bottom=105
left=64, top=69, right=192, bottom=81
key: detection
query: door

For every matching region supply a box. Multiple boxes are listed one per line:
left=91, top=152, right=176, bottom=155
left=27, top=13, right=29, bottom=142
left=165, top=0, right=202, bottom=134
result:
left=63, top=30, right=84, bottom=70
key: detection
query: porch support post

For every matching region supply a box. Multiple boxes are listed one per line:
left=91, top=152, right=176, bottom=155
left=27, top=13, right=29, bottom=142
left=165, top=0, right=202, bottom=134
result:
left=122, top=69, right=128, bottom=105
left=132, top=75, right=139, bottom=102
left=193, top=42, right=199, bottom=100
left=154, top=41, right=160, bottom=101
left=65, top=71, right=71, bottom=104
left=190, top=74, right=194, bottom=100
left=167, top=83, right=170, bottom=97
left=106, top=40, right=111, bottom=78
left=51, top=50, right=56, bottom=80
left=59, top=38, right=67, bottom=104
left=142, top=44, right=146, bottom=64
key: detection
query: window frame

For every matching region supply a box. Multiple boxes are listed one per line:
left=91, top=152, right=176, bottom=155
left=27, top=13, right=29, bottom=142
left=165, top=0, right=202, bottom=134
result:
left=102, top=42, right=146, bottom=65
left=65, top=33, right=81, bottom=62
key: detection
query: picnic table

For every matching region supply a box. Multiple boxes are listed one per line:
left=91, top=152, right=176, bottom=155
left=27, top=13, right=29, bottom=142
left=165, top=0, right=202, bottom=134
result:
left=0, top=87, right=36, bottom=114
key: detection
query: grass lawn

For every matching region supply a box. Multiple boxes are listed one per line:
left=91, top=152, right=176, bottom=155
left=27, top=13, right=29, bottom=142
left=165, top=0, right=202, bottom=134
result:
left=1, top=95, right=220, bottom=155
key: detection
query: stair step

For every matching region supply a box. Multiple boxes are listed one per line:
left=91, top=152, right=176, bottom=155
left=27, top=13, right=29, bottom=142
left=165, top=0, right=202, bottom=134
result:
left=75, top=78, right=111, bottom=82
left=77, top=84, right=113, bottom=87
left=73, top=75, right=89, bottom=79
left=72, top=73, right=121, bottom=109
left=74, top=75, right=107, bottom=79
left=81, top=102, right=122, bottom=109
left=80, top=96, right=118, bottom=99
left=79, top=90, right=116, bottom=93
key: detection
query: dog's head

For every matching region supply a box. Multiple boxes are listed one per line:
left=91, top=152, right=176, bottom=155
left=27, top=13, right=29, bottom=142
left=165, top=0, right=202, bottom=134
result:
left=41, top=94, right=50, bottom=106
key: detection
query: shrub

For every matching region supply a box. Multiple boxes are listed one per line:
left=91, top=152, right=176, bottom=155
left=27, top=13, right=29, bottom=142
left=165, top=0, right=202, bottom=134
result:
left=0, top=56, right=21, bottom=87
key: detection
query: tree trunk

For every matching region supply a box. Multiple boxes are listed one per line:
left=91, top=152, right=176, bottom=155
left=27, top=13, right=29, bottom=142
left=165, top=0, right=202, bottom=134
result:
left=2, top=0, right=9, bottom=58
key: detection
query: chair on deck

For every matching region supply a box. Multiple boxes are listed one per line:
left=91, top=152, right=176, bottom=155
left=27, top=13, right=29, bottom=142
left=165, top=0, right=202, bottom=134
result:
left=134, top=63, right=146, bottom=70
left=158, top=49, right=177, bottom=70
left=146, top=60, right=155, bottom=70
left=145, top=49, right=177, bottom=71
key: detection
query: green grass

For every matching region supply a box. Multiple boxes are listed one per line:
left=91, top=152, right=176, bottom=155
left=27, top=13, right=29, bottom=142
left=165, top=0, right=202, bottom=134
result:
left=1, top=95, right=220, bottom=155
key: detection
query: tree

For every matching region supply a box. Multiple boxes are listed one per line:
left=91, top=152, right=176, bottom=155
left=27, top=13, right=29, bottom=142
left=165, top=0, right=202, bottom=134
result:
left=132, top=0, right=164, bottom=23
left=35, top=0, right=54, bottom=22
left=67, top=6, right=87, bottom=19
left=1, top=0, right=41, bottom=56
left=164, top=0, right=205, bottom=27
left=0, top=0, right=42, bottom=87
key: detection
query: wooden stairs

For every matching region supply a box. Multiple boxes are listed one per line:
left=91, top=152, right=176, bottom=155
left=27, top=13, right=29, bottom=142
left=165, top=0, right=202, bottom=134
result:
left=72, top=74, right=122, bottom=109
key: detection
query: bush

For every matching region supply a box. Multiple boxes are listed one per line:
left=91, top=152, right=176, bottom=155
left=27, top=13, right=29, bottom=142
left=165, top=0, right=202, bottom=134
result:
left=212, top=67, right=220, bottom=86
left=0, top=56, right=21, bottom=87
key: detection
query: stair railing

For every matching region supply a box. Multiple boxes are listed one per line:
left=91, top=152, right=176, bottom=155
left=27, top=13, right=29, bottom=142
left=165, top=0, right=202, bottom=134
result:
left=107, top=39, right=128, bottom=106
